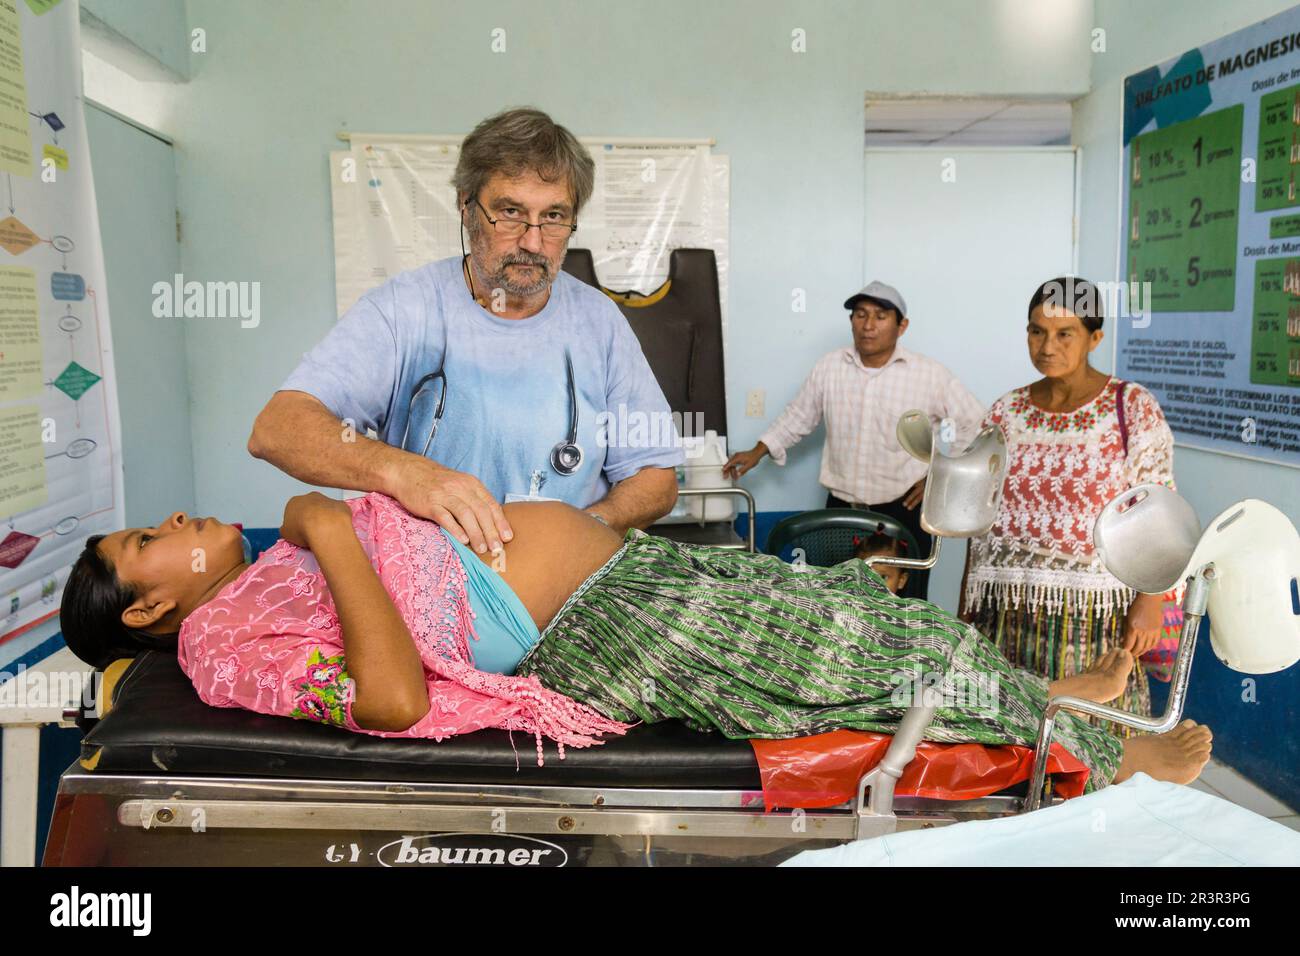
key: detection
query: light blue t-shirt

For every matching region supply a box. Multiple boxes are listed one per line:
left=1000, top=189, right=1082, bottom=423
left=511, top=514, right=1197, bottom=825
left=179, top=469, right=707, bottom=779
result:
left=282, top=257, right=684, bottom=506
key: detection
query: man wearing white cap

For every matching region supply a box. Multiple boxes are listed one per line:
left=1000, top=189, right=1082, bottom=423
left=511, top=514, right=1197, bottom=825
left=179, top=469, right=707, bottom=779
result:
left=723, top=280, right=985, bottom=598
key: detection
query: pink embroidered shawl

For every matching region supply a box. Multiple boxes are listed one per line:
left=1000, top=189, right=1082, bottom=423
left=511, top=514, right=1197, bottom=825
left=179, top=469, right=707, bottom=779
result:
left=178, top=493, right=628, bottom=764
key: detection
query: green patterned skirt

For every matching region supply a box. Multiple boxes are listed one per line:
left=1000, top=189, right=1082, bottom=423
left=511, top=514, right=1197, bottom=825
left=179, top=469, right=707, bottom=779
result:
left=972, top=596, right=1152, bottom=738
left=517, top=531, right=1124, bottom=790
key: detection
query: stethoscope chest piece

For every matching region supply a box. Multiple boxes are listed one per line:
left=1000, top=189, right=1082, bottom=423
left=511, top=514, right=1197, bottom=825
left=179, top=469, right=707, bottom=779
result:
left=551, top=440, right=584, bottom=476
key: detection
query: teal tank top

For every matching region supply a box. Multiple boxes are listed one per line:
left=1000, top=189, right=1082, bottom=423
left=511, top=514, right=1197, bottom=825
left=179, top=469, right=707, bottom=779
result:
left=440, top=529, right=541, bottom=675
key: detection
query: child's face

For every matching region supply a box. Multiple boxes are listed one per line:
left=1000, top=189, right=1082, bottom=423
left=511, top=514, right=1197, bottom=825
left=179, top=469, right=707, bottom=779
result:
left=874, top=564, right=909, bottom=595
left=858, top=548, right=909, bottom=593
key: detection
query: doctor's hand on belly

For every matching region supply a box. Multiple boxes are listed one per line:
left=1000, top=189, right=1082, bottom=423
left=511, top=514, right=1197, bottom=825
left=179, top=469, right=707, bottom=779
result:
left=389, top=455, right=514, bottom=555
left=248, top=389, right=514, bottom=556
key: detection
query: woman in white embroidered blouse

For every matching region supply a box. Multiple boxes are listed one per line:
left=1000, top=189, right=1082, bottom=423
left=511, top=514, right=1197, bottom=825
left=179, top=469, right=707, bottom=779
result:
left=959, top=277, right=1176, bottom=724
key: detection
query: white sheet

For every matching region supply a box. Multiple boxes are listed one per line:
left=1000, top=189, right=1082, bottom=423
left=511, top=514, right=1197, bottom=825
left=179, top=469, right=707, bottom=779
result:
left=782, top=773, right=1300, bottom=866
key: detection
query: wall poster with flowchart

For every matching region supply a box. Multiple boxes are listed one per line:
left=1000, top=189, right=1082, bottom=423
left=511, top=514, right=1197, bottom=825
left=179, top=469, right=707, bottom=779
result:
left=330, top=138, right=729, bottom=324
left=0, top=0, right=122, bottom=645
left=1119, top=6, right=1300, bottom=466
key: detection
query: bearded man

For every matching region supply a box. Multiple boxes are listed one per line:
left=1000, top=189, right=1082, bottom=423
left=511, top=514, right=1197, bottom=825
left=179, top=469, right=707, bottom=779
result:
left=250, top=108, right=682, bottom=555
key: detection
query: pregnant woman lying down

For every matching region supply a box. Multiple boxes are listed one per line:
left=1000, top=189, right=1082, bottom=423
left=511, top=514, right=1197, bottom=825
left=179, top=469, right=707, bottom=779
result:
left=59, top=492, right=1211, bottom=790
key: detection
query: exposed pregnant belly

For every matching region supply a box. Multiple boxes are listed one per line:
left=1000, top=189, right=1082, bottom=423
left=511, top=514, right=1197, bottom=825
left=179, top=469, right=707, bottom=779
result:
left=470, top=501, right=623, bottom=630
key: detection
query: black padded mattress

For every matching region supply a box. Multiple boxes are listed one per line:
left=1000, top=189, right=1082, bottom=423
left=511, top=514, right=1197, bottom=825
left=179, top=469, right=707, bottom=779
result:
left=80, top=652, right=764, bottom=789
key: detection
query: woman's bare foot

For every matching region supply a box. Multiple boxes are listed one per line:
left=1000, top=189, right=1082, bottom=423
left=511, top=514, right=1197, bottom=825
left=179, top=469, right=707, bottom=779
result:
left=1112, top=720, right=1213, bottom=785
left=1048, top=649, right=1134, bottom=704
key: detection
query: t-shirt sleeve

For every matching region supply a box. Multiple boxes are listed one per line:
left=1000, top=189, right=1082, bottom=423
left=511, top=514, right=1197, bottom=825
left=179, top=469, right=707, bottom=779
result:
left=278, top=289, right=402, bottom=436
left=600, top=311, right=686, bottom=484
left=182, top=629, right=362, bottom=731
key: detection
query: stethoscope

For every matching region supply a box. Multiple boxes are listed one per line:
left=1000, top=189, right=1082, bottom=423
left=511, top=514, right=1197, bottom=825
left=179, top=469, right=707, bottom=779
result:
left=399, top=350, right=582, bottom=476
left=400, top=365, right=448, bottom=459
left=399, top=257, right=584, bottom=475
left=551, top=349, right=583, bottom=475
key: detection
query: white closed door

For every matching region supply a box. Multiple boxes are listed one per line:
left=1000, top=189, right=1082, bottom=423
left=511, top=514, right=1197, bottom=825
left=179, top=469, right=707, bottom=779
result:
left=863, top=147, right=1078, bottom=614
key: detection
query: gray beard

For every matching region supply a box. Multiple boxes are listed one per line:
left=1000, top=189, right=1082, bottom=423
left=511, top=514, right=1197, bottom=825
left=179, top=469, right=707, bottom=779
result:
left=466, top=221, right=562, bottom=298
left=487, top=258, right=554, bottom=297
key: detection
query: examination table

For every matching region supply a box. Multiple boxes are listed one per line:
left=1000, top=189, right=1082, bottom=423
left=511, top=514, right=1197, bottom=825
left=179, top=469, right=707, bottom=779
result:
left=43, top=651, right=1055, bottom=867
left=40, top=417, right=1038, bottom=868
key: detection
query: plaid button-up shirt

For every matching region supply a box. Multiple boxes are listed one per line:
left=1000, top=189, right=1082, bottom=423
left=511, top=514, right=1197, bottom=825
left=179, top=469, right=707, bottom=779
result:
left=759, top=345, right=986, bottom=505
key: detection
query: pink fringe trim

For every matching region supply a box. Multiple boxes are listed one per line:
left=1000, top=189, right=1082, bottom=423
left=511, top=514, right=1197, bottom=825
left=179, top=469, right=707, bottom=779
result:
left=388, top=497, right=631, bottom=765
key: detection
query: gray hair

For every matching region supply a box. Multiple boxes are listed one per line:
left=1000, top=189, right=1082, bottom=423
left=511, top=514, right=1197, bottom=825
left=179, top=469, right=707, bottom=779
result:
left=452, top=108, right=595, bottom=215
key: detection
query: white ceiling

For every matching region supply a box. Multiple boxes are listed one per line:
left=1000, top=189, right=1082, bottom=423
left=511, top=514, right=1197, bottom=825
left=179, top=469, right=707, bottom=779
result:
left=864, top=98, right=1072, bottom=147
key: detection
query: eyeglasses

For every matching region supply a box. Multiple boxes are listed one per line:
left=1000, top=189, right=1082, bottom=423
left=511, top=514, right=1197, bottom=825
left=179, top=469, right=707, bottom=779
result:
left=472, top=197, right=577, bottom=241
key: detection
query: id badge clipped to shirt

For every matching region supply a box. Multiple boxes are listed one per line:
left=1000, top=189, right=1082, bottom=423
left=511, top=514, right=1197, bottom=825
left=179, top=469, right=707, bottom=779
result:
left=505, top=469, right=561, bottom=504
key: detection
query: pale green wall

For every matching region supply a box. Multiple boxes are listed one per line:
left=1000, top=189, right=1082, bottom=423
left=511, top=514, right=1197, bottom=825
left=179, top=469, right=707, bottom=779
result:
left=81, top=0, right=190, bottom=78
left=162, top=0, right=1092, bottom=524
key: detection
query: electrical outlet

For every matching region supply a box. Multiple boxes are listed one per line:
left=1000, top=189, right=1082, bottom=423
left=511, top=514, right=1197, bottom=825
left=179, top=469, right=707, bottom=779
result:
left=745, top=389, right=765, bottom=418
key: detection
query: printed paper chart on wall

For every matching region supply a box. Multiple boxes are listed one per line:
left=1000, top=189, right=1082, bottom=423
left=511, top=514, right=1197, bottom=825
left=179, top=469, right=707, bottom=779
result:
left=330, top=139, right=729, bottom=323
left=1118, top=7, right=1300, bottom=466
left=0, top=0, right=122, bottom=643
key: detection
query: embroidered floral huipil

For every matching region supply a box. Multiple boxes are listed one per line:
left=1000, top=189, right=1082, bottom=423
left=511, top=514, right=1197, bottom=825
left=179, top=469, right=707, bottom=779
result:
left=963, top=378, right=1176, bottom=619
left=178, top=493, right=628, bottom=763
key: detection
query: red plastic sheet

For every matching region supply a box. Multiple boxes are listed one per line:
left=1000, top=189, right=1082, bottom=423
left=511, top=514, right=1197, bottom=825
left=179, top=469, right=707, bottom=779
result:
left=749, top=730, right=1091, bottom=811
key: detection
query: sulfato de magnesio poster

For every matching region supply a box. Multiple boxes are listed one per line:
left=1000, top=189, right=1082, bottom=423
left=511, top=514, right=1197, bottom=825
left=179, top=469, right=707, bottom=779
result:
left=1119, top=6, right=1300, bottom=467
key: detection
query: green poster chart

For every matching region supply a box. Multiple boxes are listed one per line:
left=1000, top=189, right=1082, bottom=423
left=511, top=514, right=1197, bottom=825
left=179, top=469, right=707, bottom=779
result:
left=1250, top=257, right=1300, bottom=386
left=1126, top=104, right=1242, bottom=312
left=1255, top=83, right=1300, bottom=212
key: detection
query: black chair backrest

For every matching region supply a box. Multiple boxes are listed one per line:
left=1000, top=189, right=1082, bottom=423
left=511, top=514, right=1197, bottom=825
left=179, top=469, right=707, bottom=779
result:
left=563, top=248, right=727, bottom=436
left=764, top=509, right=924, bottom=597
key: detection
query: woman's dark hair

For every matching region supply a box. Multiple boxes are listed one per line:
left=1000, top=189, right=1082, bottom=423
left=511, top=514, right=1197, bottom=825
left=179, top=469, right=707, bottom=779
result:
left=59, top=534, right=177, bottom=669
left=1027, top=276, right=1104, bottom=333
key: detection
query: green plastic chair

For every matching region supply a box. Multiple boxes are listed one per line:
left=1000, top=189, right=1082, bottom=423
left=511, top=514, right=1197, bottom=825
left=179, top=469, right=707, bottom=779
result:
left=764, top=508, right=923, bottom=597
